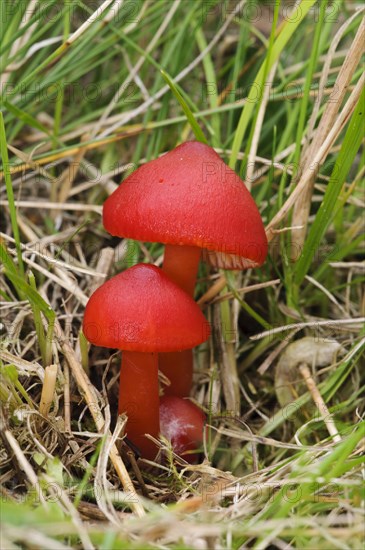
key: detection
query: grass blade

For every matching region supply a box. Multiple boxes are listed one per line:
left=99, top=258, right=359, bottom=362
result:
left=160, top=69, right=208, bottom=144
left=5, top=269, right=55, bottom=323
left=0, top=240, right=18, bottom=275
left=1, top=100, right=51, bottom=136
left=0, top=112, right=24, bottom=276
left=195, top=28, right=221, bottom=147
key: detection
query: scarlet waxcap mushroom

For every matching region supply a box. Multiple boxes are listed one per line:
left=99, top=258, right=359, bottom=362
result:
left=102, top=141, right=267, bottom=398
left=159, top=396, right=206, bottom=464
left=103, top=141, right=268, bottom=271
left=83, top=264, right=210, bottom=459
left=83, top=264, right=210, bottom=353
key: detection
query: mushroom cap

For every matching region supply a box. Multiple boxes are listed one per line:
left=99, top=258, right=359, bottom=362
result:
left=83, top=264, right=210, bottom=352
left=103, top=141, right=268, bottom=269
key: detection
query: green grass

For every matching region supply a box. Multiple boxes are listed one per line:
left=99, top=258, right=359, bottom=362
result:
left=293, top=84, right=365, bottom=287
left=0, top=1, right=364, bottom=549
left=0, top=112, right=24, bottom=277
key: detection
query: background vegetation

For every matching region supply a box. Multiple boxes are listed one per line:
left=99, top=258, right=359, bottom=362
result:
left=0, top=0, right=364, bottom=548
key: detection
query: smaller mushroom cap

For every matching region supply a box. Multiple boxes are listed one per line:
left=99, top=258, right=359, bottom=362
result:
left=83, top=264, right=210, bottom=353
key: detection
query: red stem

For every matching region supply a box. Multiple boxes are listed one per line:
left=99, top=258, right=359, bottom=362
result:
left=159, top=350, right=193, bottom=397
left=118, top=351, right=160, bottom=460
left=160, top=244, right=201, bottom=396
left=162, top=244, right=201, bottom=296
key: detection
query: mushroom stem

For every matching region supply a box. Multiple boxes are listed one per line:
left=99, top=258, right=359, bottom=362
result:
left=161, top=244, right=201, bottom=396
left=159, top=350, right=193, bottom=397
left=118, top=351, right=160, bottom=460
left=162, top=244, right=201, bottom=296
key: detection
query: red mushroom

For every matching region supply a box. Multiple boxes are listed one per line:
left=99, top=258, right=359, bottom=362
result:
left=159, top=396, right=206, bottom=463
left=83, top=264, right=210, bottom=460
left=103, top=141, right=268, bottom=396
